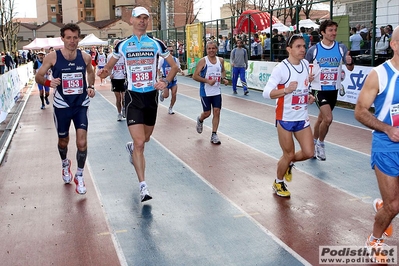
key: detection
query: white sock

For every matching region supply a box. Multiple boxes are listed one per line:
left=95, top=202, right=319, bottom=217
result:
left=275, top=179, right=284, bottom=183
left=139, top=181, right=147, bottom=189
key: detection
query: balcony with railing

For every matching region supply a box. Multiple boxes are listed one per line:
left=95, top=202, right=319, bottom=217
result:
left=84, top=2, right=95, bottom=9
left=85, top=16, right=95, bottom=21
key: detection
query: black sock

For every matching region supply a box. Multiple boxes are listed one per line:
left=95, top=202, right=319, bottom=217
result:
left=212, top=132, right=217, bottom=135
left=40, top=95, right=44, bottom=105
left=58, top=146, right=67, bottom=160
left=76, top=149, right=87, bottom=169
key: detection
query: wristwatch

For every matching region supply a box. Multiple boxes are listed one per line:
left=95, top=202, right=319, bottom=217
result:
left=87, top=85, right=95, bottom=90
left=161, top=78, right=170, bottom=86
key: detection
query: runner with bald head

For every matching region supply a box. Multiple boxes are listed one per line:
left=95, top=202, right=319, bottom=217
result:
left=355, top=26, right=399, bottom=262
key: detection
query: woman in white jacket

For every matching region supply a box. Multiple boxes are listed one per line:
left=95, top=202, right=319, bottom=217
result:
left=375, top=31, right=390, bottom=65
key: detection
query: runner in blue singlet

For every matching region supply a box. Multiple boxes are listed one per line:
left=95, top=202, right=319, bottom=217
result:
left=98, top=6, right=179, bottom=202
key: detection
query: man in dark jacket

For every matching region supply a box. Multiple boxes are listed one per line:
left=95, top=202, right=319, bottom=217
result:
left=4, top=52, right=14, bottom=71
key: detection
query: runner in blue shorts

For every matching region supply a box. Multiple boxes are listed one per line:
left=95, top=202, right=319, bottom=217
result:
left=35, top=23, right=96, bottom=195
left=355, top=26, right=399, bottom=260
left=33, top=51, right=50, bottom=109
left=263, top=34, right=315, bottom=197
left=158, top=44, right=185, bottom=115
left=193, top=40, right=228, bottom=145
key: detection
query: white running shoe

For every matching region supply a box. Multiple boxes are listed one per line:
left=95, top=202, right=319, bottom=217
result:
left=125, top=142, right=134, bottom=165
left=210, top=133, right=221, bottom=145
left=117, top=113, right=123, bottom=121
left=62, top=159, right=73, bottom=184
left=168, top=107, right=175, bottom=115
left=159, top=92, right=164, bottom=102
left=140, top=184, right=152, bottom=202
left=74, top=174, right=87, bottom=194
left=316, top=142, right=326, bottom=161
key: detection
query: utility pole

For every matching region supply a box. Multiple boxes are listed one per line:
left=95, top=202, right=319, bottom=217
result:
left=160, top=0, right=167, bottom=41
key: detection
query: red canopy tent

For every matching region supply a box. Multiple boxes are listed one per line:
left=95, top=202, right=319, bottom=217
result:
left=235, top=10, right=280, bottom=34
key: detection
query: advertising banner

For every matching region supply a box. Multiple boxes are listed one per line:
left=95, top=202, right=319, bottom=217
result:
left=186, top=23, right=203, bottom=75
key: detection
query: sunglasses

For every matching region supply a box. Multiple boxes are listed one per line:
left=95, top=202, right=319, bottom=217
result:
left=287, top=34, right=304, bottom=46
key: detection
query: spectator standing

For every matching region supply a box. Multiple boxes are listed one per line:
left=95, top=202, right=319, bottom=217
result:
left=0, top=52, right=5, bottom=74
left=349, top=27, right=363, bottom=57
left=263, top=33, right=271, bottom=61
left=375, top=29, right=390, bottom=65
left=230, top=39, right=249, bottom=95
left=4, top=52, right=14, bottom=71
left=300, top=27, right=310, bottom=50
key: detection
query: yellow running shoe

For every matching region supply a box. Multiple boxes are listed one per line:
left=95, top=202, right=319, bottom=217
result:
left=272, top=180, right=291, bottom=197
left=373, top=198, right=393, bottom=237
left=284, top=163, right=295, bottom=182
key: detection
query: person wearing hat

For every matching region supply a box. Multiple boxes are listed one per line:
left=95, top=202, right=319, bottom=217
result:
left=33, top=51, right=50, bottom=109
left=98, top=6, right=179, bottom=202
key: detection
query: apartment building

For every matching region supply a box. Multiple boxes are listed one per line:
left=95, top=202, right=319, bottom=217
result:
left=35, top=0, right=194, bottom=30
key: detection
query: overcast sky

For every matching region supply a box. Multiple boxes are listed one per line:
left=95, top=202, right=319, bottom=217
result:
left=14, top=0, right=37, bottom=18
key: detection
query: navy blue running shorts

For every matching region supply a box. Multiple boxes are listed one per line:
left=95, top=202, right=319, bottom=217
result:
left=200, top=94, right=222, bottom=112
left=53, top=106, right=89, bottom=138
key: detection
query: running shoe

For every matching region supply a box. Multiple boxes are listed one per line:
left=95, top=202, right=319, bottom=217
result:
left=74, top=174, right=87, bottom=195
left=233, top=90, right=237, bottom=94
left=284, top=162, right=295, bottom=182
left=117, top=113, right=123, bottom=121
left=168, top=107, right=175, bottom=115
left=373, top=198, right=393, bottom=237
left=45, top=98, right=50, bottom=105
left=365, top=234, right=389, bottom=263
left=313, top=144, right=317, bottom=159
left=62, top=159, right=73, bottom=184
left=41, top=104, right=45, bottom=110
left=272, top=180, right=291, bottom=197
left=125, top=141, right=134, bottom=165
left=140, top=184, right=152, bottom=202
left=210, top=133, right=221, bottom=145
left=122, top=107, right=126, bottom=118
left=160, top=92, right=164, bottom=102
left=196, top=116, right=203, bottom=134
left=244, top=90, right=249, bottom=95
left=316, top=142, right=326, bottom=161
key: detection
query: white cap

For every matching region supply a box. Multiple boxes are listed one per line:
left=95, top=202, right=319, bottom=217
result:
left=37, top=51, right=46, bottom=55
left=132, top=7, right=150, bottom=17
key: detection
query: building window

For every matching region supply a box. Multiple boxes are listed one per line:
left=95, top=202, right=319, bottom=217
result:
left=51, top=16, right=57, bottom=22
left=51, top=6, right=56, bottom=13
left=81, top=11, right=83, bottom=18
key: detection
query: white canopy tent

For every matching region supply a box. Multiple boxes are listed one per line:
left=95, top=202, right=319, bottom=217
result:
left=78, top=33, right=108, bottom=46
left=298, top=19, right=320, bottom=29
left=23, top=37, right=64, bottom=50
left=262, top=23, right=293, bottom=33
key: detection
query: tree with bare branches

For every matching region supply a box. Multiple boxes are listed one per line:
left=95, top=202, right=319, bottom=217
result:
left=0, top=0, right=20, bottom=52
